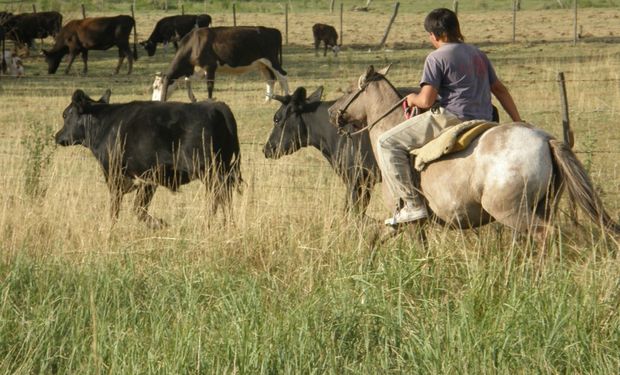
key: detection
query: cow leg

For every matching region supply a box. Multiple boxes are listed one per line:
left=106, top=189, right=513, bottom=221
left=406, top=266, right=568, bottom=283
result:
left=64, top=52, right=78, bottom=74
left=81, top=50, right=88, bottom=74
left=185, top=77, right=197, bottom=103
left=314, top=38, right=320, bottom=57
left=323, top=42, right=328, bottom=57
left=133, top=184, right=167, bottom=229
left=115, top=47, right=126, bottom=75
left=205, top=67, right=215, bottom=99
left=259, top=64, right=277, bottom=101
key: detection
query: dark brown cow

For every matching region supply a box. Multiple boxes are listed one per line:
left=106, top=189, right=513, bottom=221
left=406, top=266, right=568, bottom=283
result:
left=43, top=15, right=137, bottom=75
left=312, top=23, right=339, bottom=57
left=154, top=26, right=289, bottom=101
left=2, top=11, right=62, bottom=49
left=141, top=14, right=212, bottom=56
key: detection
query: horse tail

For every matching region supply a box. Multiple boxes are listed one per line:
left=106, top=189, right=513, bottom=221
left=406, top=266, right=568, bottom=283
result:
left=548, top=139, right=620, bottom=236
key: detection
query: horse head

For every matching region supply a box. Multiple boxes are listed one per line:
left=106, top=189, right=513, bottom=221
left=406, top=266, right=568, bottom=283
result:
left=328, top=65, right=392, bottom=134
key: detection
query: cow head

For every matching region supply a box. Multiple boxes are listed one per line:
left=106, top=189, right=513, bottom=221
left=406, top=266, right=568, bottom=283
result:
left=56, top=89, right=111, bottom=147
left=263, top=86, right=323, bottom=159
left=42, top=48, right=65, bottom=74
left=140, top=40, right=157, bottom=57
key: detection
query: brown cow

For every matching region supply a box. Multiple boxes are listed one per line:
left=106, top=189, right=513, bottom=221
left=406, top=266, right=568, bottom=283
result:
left=154, top=26, right=289, bottom=101
left=43, top=15, right=137, bottom=75
left=312, top=23, right=339, bottom=57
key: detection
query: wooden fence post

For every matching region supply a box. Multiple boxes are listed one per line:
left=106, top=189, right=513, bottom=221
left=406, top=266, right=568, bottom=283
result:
left=377, top=2, right=399, bottom=50
left=32, top=4, right=36, bottom=13
left=512, top=0, right=517, bottom=43
left=573, top=0, right=578, bottom=45
left=233, top=3, right=237, bottom=26
left=181, top=4, right=185, bottom=15
left=285, top=3, right=289, bottom=45
left=557, top=72, right=574, bottom=148
left=453, top=0, right=458, bottom=15
left=131, top=4, right=138, bottom=55
left=330, top=0, right=334, bottom=13
left=81, top=4, right=86, bottom=19
left=339, top=2, right=343, bottom=47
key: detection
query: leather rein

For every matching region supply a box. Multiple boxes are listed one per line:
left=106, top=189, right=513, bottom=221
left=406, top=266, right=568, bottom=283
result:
left=335, top=75, right=407, bottom=137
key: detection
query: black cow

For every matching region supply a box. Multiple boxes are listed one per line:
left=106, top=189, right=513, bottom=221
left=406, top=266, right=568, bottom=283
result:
left=154, top=26, right=289, bottom=102
left=312, top=23, right=339, bottom=57
left=43, top=15, right=137, bottom=75
left=263, top=86, right=380, bottom=214
left=141, top=14, right=212, bottom=56
left=55, top=89, right=242, bottom=228
left=2, top=11, right=62, bottom=49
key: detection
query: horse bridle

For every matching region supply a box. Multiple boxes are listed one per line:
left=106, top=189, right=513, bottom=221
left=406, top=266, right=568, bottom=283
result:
left=335, top=74, right=407, bottom=137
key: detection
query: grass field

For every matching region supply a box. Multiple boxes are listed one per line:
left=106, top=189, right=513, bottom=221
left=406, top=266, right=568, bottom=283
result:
left=1, top=2, right=619, bottom=373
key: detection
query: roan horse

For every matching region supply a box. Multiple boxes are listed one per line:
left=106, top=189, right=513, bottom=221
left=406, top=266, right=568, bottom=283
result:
left=328, top=66, right=620, bottom=241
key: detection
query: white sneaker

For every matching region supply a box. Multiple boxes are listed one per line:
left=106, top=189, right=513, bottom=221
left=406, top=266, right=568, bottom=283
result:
left=384, top=204, right=428, bottom=226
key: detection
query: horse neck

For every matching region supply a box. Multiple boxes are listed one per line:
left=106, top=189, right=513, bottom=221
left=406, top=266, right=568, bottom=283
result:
left=364, top=80, right=405, bottom=146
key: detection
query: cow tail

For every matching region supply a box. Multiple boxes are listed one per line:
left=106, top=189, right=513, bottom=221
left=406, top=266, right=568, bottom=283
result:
left=548, top=139, right=620, bottom=237
left=220, top=103, right=243, bottom=194
left=132, top=17, right=138, bottom=61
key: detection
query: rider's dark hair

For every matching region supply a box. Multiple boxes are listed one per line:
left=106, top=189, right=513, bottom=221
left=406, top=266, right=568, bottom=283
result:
left=424, top=8, right=464, bottom=43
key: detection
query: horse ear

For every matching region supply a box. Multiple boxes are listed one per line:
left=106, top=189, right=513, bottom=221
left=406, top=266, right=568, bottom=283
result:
left=376, top=64, right=392, bottom=76
left=99, top=89, right=111, bottom=104
left=365, top=65, right=375, bottom=78
left=307, top=86, right=323, bottom=103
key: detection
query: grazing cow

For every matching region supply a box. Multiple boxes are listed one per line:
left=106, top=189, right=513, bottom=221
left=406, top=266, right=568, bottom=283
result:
left=312, top=23, right=339, bottom=57
left=153, top=26, right=289, bottom=102
left=43, top=15, right=137, bottom=75
left=141, top=14, right=212, bottom=56
left=2, top=50, right=24, bottom=76
left=55, top=89, right=243, bottom=228
left=263, top=86, right=380, bottom=214
left=2, top=11, right=62, bottom=50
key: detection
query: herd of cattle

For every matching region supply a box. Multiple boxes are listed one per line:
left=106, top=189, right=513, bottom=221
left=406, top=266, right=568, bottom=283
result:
left=1, top=10, right=373, bottom=226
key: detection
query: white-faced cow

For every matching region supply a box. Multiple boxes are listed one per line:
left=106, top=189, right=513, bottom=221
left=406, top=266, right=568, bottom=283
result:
left=2, top=11, right=62, bottom=50
left=263, top=86, right=380, bottom=214
left=141, top=14, right=212, bottom=56
left=153, top=26, right=289, bottom=102
left=55, top=89, right=242, bottom=228
left=43, top=15, right=137, bottom=75
left=312, top=23, right=339, bottom=57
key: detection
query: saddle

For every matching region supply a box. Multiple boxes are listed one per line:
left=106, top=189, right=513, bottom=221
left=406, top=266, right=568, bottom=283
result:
left=409, top=120, right=498, bottom=171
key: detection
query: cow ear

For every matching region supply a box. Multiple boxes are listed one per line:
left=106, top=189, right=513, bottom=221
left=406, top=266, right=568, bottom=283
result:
left=99, top=89, right=111, bottom=104
left=307, top=86, right=323, bottom=103
left=292, top=87, right=307, bottom=102
left=376, top=64, right=392, bottom=76
left=72, top=90, right=92, bottom=114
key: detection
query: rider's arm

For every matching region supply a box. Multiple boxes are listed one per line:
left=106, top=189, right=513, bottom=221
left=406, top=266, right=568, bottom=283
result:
left=491, top=79, right=522, bottom=122
left=406, top=84, right=438, bottom=110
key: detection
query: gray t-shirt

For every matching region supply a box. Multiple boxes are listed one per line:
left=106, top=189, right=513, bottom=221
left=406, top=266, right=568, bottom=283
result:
left=420, top=43, right=497, bottom=121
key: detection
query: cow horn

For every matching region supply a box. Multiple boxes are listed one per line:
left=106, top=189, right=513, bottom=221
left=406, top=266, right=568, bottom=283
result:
left=273, top=94, right=287, bottom=103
